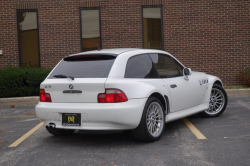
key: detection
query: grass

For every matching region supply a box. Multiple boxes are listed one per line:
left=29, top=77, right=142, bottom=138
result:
left=224, top=86, right=249, bottom=89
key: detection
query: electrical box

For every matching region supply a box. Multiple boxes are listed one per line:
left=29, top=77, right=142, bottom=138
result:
left=0, top=50, right=2, bottom=55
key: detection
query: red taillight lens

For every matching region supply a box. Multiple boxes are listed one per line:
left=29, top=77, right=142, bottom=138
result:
left=98, top=89, right=128, bottom=103
left=40, top=89, right=52, bottom=102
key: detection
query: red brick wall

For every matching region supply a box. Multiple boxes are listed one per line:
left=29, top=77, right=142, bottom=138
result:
left=0, top=0, right=249, bottom=86
left=163, top=0, right=250, bottom=85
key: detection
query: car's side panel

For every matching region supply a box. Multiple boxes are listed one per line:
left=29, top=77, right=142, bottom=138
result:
left=105, top=78, right=171, bottom=101
left=162, top=72, right=206, bottom=112
left=165, top=103, right=209, bottom=122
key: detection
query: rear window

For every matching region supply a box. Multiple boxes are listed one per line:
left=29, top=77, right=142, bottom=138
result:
left=48, top=55, right=116, bottom=78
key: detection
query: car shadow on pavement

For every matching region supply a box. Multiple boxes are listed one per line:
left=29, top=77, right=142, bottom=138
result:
left=40, top=120, right=186, bottom=148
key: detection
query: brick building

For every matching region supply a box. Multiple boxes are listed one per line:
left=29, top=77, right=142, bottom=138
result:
left=0, top=0, right=249, bottom=86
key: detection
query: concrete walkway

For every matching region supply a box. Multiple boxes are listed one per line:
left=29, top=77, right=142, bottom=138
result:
left=0, top=89, right=249, bottom=107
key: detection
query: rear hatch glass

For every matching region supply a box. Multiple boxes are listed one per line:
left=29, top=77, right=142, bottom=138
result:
left=44, top=55, right=116, bottom=103
left=48, top=55, right=116, bottom=79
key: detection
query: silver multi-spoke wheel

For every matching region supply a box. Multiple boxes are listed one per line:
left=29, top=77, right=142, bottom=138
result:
left=146, top=102, right=164, bottom=137
left=205, top=88, right=225, bottom=115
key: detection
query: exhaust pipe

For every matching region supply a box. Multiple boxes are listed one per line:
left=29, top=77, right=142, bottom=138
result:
left=46, top=123, right=56, bottom=129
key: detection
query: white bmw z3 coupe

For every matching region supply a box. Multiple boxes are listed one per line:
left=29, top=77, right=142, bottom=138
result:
left=35, top=48, right=228, bottom=142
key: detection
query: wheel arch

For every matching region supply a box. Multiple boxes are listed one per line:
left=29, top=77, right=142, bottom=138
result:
left=148, top=92, right=169, bottom=114
left=213, top=80, right=223, bottom=87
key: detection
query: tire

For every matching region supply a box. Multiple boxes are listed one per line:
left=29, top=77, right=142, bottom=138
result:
left=46, top=127, right=75, bottom=136
left=131, top=97, right=165, bottom=142
left=201, top=84, right=228, bottom=117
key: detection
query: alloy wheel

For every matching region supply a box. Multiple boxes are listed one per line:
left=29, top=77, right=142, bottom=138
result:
left=205, top=88, right=225, bottom=115
left=146, top=102, right=164, bottom=137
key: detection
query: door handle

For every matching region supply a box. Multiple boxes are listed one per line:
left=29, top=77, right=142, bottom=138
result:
left=170, top=84, right=177, bottom=88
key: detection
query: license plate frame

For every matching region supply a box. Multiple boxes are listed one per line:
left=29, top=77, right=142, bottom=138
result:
left=62, top=113, right=81, bottom=126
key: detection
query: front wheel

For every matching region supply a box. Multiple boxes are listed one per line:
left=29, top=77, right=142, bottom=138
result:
left=131, top=97, right=165, bottom=142
left=201, top=84, right=228, bottom=117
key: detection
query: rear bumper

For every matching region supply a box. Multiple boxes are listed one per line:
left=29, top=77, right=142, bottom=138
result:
left=35, top=98, right=147, bottom=130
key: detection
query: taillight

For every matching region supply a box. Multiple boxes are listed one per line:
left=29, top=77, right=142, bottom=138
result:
left=40, top=89, right=52, bottom=102
left=98, top=89, right=128, bottom=103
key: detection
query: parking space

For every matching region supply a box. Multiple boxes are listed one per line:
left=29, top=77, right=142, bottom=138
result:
left=0, top=97, right=250, bottom=165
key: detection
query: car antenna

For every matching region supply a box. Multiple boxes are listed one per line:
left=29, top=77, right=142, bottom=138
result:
left=95, top=43, right=101, bottom=51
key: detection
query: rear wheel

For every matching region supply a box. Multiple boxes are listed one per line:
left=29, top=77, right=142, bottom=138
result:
left=131, top=97, right=165, bottom=142
left=46, top=127, right=75, bottom=136
left=201, top=84, right=228, bottom=117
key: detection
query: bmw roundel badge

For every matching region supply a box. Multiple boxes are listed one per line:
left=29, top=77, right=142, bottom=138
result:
left=69, top=84, right=74, bottom=89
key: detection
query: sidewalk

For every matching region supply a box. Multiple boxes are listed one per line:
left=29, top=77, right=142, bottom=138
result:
left=0, top=89, right=249, bottom=107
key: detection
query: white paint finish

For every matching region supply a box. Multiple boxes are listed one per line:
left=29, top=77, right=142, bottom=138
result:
left=163, top=72, right=207, bottom=112
left=105, top=78, right=169, bottom=99
left=165, top=103, right=209, bottom=123
left=36, top=48, right=225, bottom=131
left=41, top=78, right=107, bottom=103
left=70, top=48, right=139, bottom=57
left=36, top=98, right=147, bottom=130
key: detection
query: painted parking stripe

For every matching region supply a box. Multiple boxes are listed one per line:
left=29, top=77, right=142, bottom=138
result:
left=182, top=118, right=207, bottom=139
left=9, top=122, right=44, bottom=147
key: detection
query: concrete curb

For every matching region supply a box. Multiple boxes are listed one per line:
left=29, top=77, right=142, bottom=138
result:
left=225, top=89, right=250, bottom=97
left=0, top=89, right=249, bottom=107
left=0, top=96, right=39, bottom=107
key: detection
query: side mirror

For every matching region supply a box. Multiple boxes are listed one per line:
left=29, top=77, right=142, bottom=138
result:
left=183, top=68, right=192, bottom=80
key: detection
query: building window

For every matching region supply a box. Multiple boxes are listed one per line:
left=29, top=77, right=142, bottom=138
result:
left=80, top=9, right=101, bottom=52
left=142, top=7, right=163, bottom=50
left=17, top=10, right=40, bottom=67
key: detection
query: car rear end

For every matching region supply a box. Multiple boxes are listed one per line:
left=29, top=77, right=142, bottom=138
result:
left=35, top=53, right=146, bottom=130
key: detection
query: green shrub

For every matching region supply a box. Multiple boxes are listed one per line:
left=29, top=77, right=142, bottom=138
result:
left=238, top=67, right=250, bottom=87
left=0, top=66, right=51, bottom=98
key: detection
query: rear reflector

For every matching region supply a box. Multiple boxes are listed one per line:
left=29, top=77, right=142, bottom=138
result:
left=98, top=89, right=128, bottom=103
left=40, top=89, right=52, bottom=102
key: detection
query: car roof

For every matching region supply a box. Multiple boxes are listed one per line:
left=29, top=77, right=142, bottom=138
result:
left=69, top=48, right=141, bottom=57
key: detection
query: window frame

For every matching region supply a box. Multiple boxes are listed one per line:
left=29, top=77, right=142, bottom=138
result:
left=149, top=53, right=185, bottom=78
left=141, top=5, right=164, bottom=50
left=124, top=53, right=160, bottom=79
left=16, top=9, right=41, bottom=67
left=79, top=7, right=102, bottom=52
left=171, top=57, right=185, bottom=76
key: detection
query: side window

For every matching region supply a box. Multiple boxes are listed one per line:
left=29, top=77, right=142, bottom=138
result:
left=149, top=54, right=180, bottom=78
left=125, top=54, right=159, bottom=78
left=172, top=58, right=184, bottom=76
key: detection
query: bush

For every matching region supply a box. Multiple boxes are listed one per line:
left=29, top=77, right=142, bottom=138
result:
left=238, top=67, right=250, bottom=87
left=0, top=66, right=51, bottom=98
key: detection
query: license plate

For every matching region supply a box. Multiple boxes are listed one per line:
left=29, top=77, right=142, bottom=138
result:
left=62, top=113, right=81, bottom=126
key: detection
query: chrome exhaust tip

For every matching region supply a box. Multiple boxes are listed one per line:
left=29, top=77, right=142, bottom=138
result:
left=46, top=123, right=56, bottom=129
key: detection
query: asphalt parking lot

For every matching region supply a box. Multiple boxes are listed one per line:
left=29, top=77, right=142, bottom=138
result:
left=0, top=96, right=250, bottom=166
